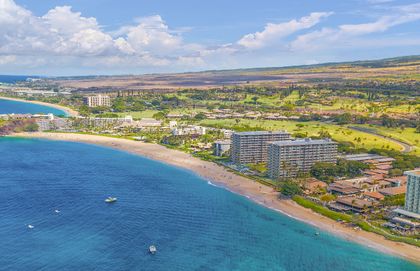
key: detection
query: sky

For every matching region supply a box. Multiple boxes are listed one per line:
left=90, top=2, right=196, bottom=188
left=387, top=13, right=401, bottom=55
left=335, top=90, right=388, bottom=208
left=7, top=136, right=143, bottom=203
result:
left=1, top=0, right=420, bottom=75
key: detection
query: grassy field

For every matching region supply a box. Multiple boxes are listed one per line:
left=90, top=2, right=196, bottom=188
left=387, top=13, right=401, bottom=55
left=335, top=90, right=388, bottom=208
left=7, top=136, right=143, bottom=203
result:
left=198, top=119, right=403, bottom=151
left=352, top=125, right=420, bottom=155
left=306, top=98, right=418, bottom=115
left=116, top=108, right=207, bottom=119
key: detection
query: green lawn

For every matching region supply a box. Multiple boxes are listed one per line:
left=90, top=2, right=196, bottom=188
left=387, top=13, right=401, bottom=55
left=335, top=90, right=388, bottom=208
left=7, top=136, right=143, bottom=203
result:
left=353, top=125, right=420, bottom=155
left=306, top=98, right=417, bottom=115
left=116, top=108, right=207, bottom=119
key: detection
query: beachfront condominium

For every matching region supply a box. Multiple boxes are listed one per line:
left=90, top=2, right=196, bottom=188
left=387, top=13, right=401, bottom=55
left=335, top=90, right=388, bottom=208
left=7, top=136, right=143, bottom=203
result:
left=231, top=131, right=291, bottom=164
left=404, top=170, right=420, bottom=214
left=268, top=138, right=338, bottom=179
left=84, top=95, right=111, bottom=107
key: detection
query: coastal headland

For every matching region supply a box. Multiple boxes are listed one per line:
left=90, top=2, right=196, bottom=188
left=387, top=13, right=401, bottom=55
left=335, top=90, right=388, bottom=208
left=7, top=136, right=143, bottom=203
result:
left=14, top=132, right=420, bottom=264
left=0, top=96, right=79, bottom=117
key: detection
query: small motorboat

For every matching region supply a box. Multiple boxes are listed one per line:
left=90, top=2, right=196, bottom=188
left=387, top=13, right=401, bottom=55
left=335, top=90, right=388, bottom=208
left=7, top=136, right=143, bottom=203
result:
left=149, top=245, right=157, bottom=254
left=315, top=232, right=320, bottom=236
left=105, top=197, right=117, bottom=203
left=55, top=209, right=60, bottom=213
left=28, top=225, right=34, bottom=229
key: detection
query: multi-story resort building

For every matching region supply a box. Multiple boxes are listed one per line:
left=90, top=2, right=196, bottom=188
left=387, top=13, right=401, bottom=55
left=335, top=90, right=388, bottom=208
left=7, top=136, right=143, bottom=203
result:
left=231, top=131, right=291, bottom=164
left=84, top=95, right=111, bottom=107
left=268, top=138, right=338, bottom=179
left=404, top=170, right=420, bottom=215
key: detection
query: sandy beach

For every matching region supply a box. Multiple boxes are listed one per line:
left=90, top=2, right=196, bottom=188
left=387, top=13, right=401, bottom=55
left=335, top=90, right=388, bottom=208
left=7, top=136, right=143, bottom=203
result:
left=12, top=132, right=420, bottom=264
left=0, top=97, right=79, bottom=117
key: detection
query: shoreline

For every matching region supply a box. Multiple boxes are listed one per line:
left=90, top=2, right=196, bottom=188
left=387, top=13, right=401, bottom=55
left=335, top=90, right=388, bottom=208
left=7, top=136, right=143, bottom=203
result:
left=11, top=132, right=420, bottom=264
left=0, top=96, right=79, bottom=117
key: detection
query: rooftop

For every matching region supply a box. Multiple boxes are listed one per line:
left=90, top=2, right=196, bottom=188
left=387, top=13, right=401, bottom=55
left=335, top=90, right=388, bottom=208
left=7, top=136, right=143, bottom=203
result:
left=336, top=197, right=375, bottom=209
left=378, top=186, right=407, bottom=196
left=214, top=140, right=231, bottom=145
left=341, top=153, right=395, bottom=162
left=393, top=208, right=420, bottom=220
left=270, top=138, right=336, bottom=146
left=363, top=191, right=385, bottom=200
left=405, top=170, right=420, bottom=177
left=234, top=130, right=289, bottom=136
left=329, top=183, right=361, bottom=195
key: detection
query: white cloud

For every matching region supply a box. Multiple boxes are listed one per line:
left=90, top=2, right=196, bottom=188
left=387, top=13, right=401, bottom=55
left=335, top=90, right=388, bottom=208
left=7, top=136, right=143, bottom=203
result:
left=237, top=12, right=332, bottom=49
left=0, top=0, right=419, bottom=74
left=125, top=15, right=183, bottom=54
left=42, top=6, right=100, bottom=35
left=290, top=4, right=420, bottom=51
left=0, top=55, right=15, bottom=65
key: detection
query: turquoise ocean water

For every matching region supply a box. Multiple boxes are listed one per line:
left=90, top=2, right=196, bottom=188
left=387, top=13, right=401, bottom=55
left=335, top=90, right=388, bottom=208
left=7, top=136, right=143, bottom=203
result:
left=0, top=98, right=66, bottom=116
left=0, top=137, right=419, bottom=271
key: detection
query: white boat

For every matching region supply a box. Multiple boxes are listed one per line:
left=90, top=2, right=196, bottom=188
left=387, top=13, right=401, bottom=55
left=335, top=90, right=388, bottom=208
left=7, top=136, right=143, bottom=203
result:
left=28, top=225, right=34, bottom=229
left=149, top=245, right=157, bottom=254
left=105, top=197, right=117, bottom=203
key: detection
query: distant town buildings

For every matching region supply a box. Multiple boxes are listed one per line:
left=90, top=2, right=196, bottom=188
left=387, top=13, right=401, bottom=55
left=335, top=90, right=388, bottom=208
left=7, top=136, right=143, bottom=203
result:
left=405, top=170, right=420, bottom=215
left=35, top=114, right=72, bottom=131
left=268, top=138, right=338, bottom=179
left=83, top=115, right=133, bottom=128
left=231, top=131, right=291, bottom=164
left=214, top=140, right=231, bottom=157
left=341, top=153, right=395, bottom=165
left=84, top=95, right=111, bottom=107
left=172, top=125, right=206, bottom=136
left=169, top=121, right=178, bottom=129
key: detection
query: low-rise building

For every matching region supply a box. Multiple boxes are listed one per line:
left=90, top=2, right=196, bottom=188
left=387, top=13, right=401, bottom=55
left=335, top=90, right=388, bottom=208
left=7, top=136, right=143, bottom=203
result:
left=304, top=179, right=327, bottom=194
left=335, top=197, right=376, bottom=213
left=328, top=183, right=361, bottom=195
left=378, top=186, right=407, bottom=196
left=169, top=121, right=177, bottom=129
left=363, top=191, right=385, bottom=201
left=137, top=118, right=162, bottom=127
left=342, top=153, right=395, bottom=164
left=385, top=176, right=408, bottom=187
left=172, top=125, right=206, bottom=136
left=387, top=208, right=420, bottom=234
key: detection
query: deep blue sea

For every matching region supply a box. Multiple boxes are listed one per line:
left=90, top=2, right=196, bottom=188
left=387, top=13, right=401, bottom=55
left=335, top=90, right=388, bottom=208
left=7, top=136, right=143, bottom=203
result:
left=0, top=98, right=66, bottom=116
left=0, top=137, right=419, bottom=271
left=0, top=75, right=38, bottom=84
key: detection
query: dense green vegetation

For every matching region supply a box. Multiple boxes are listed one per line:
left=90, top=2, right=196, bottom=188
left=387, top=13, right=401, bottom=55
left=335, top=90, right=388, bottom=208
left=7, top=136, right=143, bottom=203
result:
left=293, top=196, right=352, bottom=222
left=382, top=194, right=405, bottom=207
left=280, top=180, right=303, bottom=196
left=310, top=159, right=369, bottom=182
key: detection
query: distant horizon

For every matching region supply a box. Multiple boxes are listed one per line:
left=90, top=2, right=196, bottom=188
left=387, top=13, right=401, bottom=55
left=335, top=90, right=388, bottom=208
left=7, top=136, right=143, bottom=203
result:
left=1, top=54, right=419, bottom=78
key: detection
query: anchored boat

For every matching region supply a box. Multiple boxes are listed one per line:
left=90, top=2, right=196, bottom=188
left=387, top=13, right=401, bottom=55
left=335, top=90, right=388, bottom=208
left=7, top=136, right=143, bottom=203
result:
left=149, top=245, right=157, bottom=254
left=105, top=197, right=117, bottom=203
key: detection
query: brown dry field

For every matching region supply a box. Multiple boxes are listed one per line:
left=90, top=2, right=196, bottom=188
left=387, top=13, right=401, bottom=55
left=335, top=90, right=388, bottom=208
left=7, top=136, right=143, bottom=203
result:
left=56, top=58, right=420, bottom=92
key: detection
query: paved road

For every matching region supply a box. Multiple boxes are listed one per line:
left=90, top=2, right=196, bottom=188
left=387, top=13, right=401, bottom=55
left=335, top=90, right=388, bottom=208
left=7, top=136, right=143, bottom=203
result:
left=348, top=126, right=414, bottom=153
